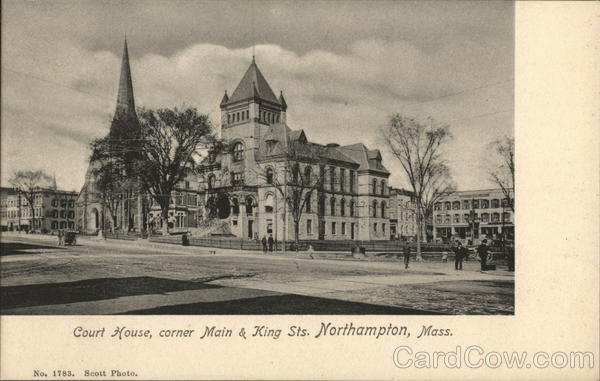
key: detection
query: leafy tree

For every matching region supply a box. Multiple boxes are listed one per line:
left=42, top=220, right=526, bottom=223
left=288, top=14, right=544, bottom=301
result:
left=382, top=115, right=455, bottom=260
left=91, top=107, right=215, bottom=234
left=9, top=170, right=53, bottom=232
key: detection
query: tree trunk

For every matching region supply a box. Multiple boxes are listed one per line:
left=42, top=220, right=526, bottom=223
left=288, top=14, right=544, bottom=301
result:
left=161, top=203, right=170, bottom=235
left=294, top=218, right=300, bottom=252
left=415, top=209, right=423, bottom=262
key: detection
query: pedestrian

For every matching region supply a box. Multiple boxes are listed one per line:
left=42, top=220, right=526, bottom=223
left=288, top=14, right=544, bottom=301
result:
left=441, top=251, right=448, bottom=263
left=261, top=235, right=268, bottom=253
left=267, top=234, right=274, bottom=252
left=506, top=242, right=515, bottom=272
left=478, top=239, right=489, bottom=272
left=453, top=241, right=464, bottom=270
left=402, top=241, right=411, bottom=269
left=57, top=229, right=64, bottom=246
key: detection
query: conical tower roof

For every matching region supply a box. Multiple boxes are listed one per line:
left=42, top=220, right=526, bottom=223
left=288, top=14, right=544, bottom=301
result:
left=227, top=58, right=280, bottom=105
left=115, top=38, right=136, bottom=117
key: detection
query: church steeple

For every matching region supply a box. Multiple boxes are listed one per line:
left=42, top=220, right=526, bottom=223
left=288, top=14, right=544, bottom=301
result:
left=115, top=37, right=136, bottom=117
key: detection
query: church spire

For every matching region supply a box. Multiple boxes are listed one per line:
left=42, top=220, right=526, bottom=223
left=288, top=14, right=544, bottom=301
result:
left=115, top=37, right=136, bottom=117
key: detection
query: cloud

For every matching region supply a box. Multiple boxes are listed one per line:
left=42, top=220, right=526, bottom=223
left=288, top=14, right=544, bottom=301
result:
left=1, top=2, right=513, bottom=192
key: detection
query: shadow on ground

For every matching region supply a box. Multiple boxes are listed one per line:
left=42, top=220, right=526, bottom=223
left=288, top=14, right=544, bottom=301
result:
left=122, top=293, right=445, bottom=315
left=1, top=276, right=219, bottom=309
left=0, top=241, right=65, bottom=257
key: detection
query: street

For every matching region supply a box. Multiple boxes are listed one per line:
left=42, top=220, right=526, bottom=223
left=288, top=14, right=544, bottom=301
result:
left=1, top=234, right=514, bottom=315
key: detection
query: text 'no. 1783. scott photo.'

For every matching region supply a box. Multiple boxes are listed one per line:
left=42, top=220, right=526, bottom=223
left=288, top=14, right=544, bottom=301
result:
left=1, top=1, right=514, bottom=315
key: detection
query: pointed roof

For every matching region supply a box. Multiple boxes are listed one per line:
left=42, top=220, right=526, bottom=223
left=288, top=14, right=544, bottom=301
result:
left=115, top=38, right=136, bottom=117
left=279, top=91, right=287, bottom=111
left=227, top=58, right=280, bottom=105
left=220, top=90, right=229, bottom=108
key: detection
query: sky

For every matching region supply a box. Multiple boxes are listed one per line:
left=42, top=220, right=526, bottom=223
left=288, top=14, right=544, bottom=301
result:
left=1, top=0, right=513, bottom=192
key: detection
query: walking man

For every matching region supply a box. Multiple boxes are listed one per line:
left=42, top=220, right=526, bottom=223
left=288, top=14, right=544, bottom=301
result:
left=57, top=229, right=64, bottom=246
left=478, top=239, right=489, bottom=272
left=402, top=242, right=411, bottom=269
left=267, top=234, right=274, bottom=252
left=453, top=241, right=464, bottom=270
left=261, top=235, right=268, bottom=253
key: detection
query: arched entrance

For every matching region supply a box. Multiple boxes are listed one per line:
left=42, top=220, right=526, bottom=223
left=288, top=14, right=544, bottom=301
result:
left=90, top=208, right=99, bottom=231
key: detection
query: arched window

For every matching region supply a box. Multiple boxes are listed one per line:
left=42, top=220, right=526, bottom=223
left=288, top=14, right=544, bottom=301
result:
left=453, top=201, right=460, bottom=210
left=349, top=200, right=355, bottom=217
left=492, top=212, right=500, bottom=222
left=232, top=198, right=240, bottom=214
left=380, top=180, right=386, bottom=195
left=207, top=174, right=216, bottom=190
left=233, top=142, right=244, bottom=161
left=265, top=167, right=274, bottom=184
left=304, top=166, right=311, bottom=185
left=444, top=201, right=451, bottom=210
left=373, top=200, right=378, bottom=218
left=246, top=197, right=254, bottom=215
left=434, top=202, right=441, bottom=210
left=340, top=199, right=346, bottom=216
left=372, top=179, right=377, bottom=194
left=305, top=193, right=312, bottom=212
left=330, top=198, right=336, bottom=216
left=481, top=213, right=489, bottom=222
left=264, top=194, right=274, bottom=213
left=292, top=163, right=300, bottom=184
left=491, top=199, right=500, bottom=208
left=380, top=201, right=386, bottom=218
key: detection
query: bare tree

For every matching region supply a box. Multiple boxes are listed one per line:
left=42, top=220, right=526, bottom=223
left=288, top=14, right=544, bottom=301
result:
left=9, top=170, right=53, bottom=232
left=382, top=114, right=454, bottom=260
left=254, top=140, right=331, bottom=251
left=489, top=136, right=515, bottom=211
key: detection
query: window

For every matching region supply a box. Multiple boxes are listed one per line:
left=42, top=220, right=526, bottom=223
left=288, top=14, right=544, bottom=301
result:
left=266, top=168, right=274, bottom=184
left=491, top=199, right=500, bottom=208
left=434, top=202, right=441, bottom=210
left=330, top=198, right=336, bottom=216
left=305, top=193, right=312, bottom=212
left=340, top=199, right=346, bottom=216
left=349, top=170, right=355, bottom=192
left=246, top=110, right=249, bottom=119
left=232, top=198, right=240, bottom=214
left=372, top=200, right=378, bottom=218
left=372, top=179, right=377, bottom=194
left=481, top=199, right=489, bottom=209
left=265, top=194, right=274, bottom=213
left=380, top=201, right=386, bottom=218
left=444, top=214, right=451, bottom=223
left=60, top=210, right=66, bottom=218
left=319, top=196, right=326, bottom=215
left=207, top=174, right=216, bottom=190
left=304, top=166, right=311, bottom=185
left=233, top=142, right=244, bottom=161
left=307, top=219, right=312, bottom=234
left=380, top=180, right=385, bottom=195
left=319, top=166, right=326, bottom=188
left=330, top=166, right=336, bottom=190
left=349, top=200, right=355, bottom=217
left=340, top=169, right=345, bottom=192
left=292, top=163, right=300, bottom=184
left=51, top=221, right=58, bottom=229
left=492, top=213, right=500, bottom=222
left=503, top=212, right=511, bottom=222
left=481, top=213, right=489, bottom=222
left=444, top=201, right=451, bottom=210
left=60, top=221, right=67, bottom=229
left=68, top=211, right=74, bottom=219
left=472, top=200, right=480, bottom=209
left=453, top=201, right=460, bottom=210
left=331, top=222, right=336, bottom=235
left=463, top=200, right=470, bottom=209
left=382, top=223, right=386, bottom=234
left=52, top=199, right=58, bottom=207
left=68, top=200, right=74, bottom=208
left=246, top=197, right=254, bottom=215
left=453, top=214, right=460, bottom=223
left=463, top=213, right=470, bottom=222
left=231, top=172, right=243, bottom=186
left=374, top=223, right=378, bottom=232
